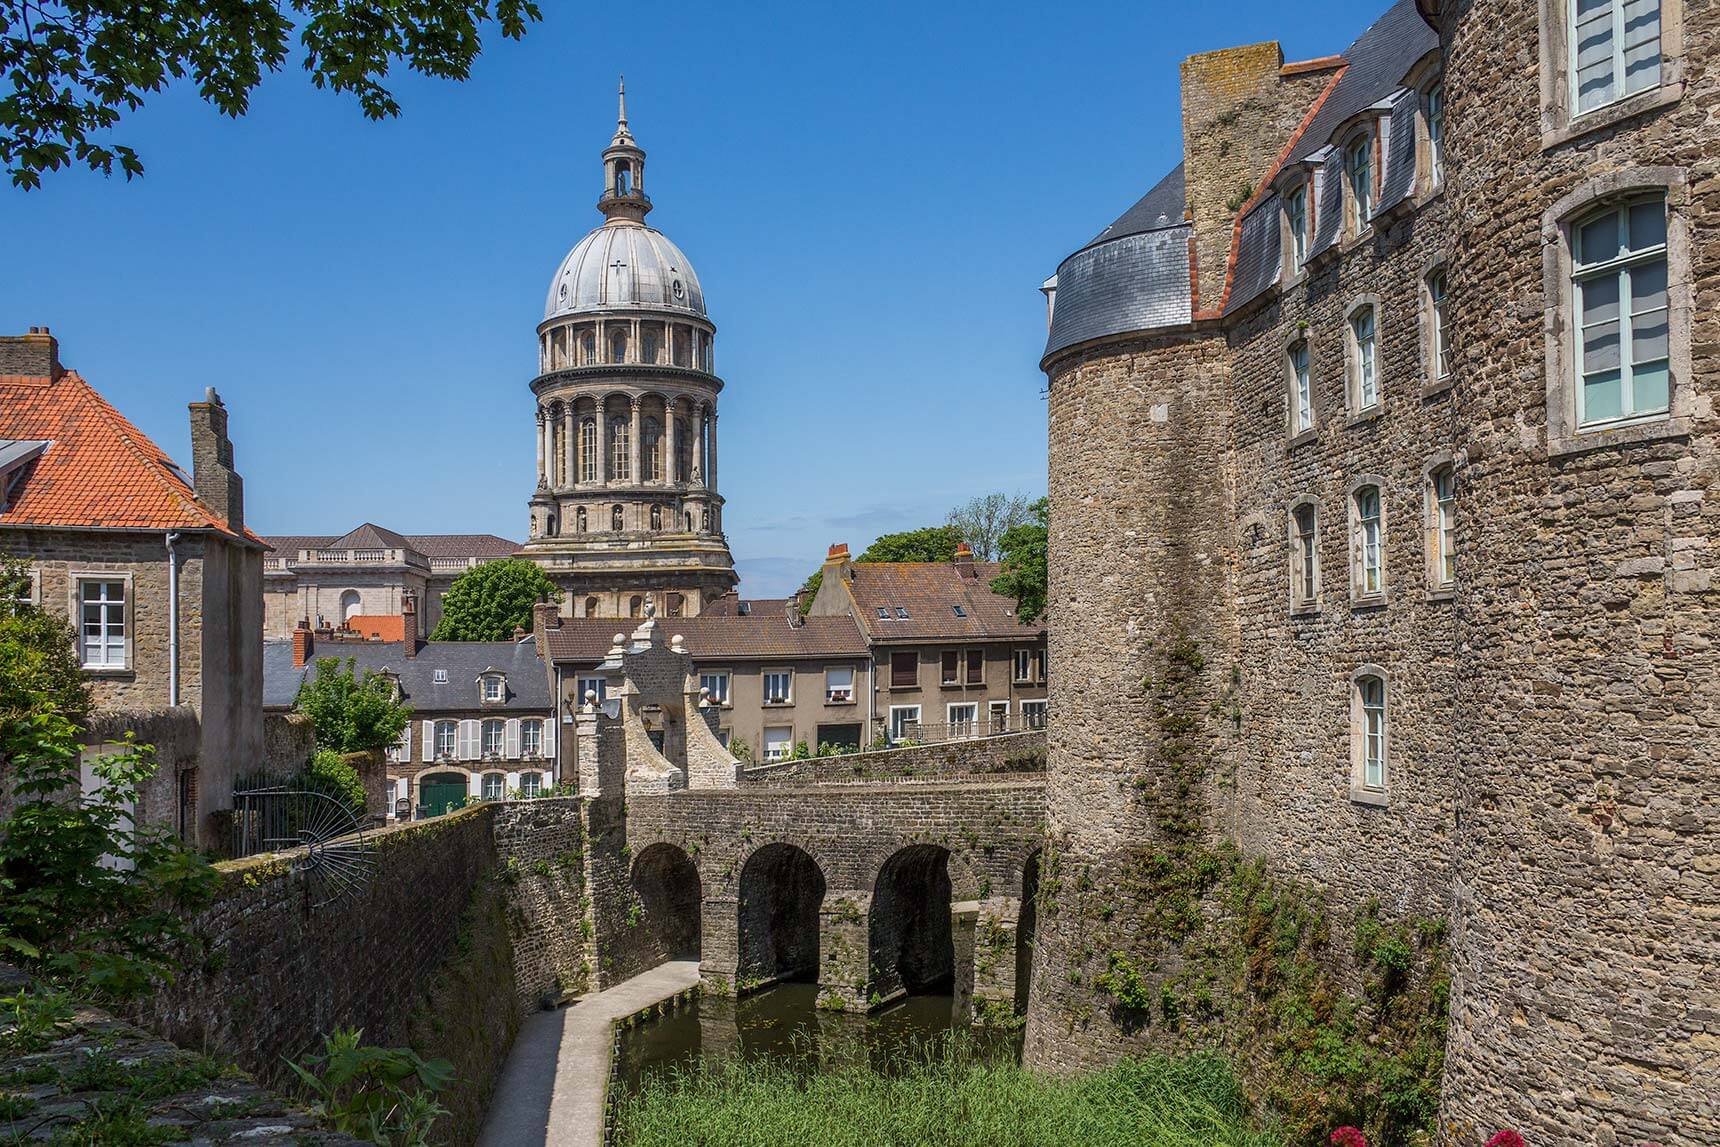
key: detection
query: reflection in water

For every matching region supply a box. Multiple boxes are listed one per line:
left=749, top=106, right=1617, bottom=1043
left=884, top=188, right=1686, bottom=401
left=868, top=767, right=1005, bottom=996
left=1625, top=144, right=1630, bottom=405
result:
left=614, top=984, right=1022, bottom=1098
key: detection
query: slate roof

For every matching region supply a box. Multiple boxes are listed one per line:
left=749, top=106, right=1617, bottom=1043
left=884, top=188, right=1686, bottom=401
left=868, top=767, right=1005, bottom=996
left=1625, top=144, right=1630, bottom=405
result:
left=0, top=371, right=258, bottom=542
left=263, top=530, right=521, bottom=560
left=329, top=522, right=412, bottom=550
left=843, top=562, right=1044, bottom=642
left=1080, top=162, right=1187, bottom=252
left=263, top=637, right=552, bottom=711
left=1282, top=0, right=1436, bottom=169
left=702, top=594, right=792, bottom=618
left=542, top=614, right=867, bottom=665
left=409, top=534, right=520, bottom=559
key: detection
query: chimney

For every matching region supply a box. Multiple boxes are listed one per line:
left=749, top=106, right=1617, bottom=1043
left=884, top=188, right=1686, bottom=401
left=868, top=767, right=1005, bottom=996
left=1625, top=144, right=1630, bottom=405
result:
left=292, top=620, right=314, bottom=668
left=401, top=592, right=418, bottom=658
left=532, top=598, right=562, bottom=634
left=823, top=542, right=854, bottom=583
left=513, top=625, right=528, bottom=641
left=0, top=327, right=62, bottom=380
left=187, top=387, right=245, bottom=532
left=953, top=541, right=978, bottom=578
left=1179, top=41, right=1306, bottom=308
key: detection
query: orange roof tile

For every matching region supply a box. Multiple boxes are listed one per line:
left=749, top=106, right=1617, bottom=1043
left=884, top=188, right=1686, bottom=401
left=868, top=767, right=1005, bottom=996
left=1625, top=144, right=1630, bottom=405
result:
left=0, top=370, right=256, bottom=542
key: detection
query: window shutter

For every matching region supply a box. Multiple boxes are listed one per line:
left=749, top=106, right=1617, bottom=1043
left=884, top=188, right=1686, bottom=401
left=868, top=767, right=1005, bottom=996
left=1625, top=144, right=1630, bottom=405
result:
left=459, top=719, right=480, bottom=761
left=505, top=719, right=521, bottom=759
left=422, top=720, right=435, bottom=759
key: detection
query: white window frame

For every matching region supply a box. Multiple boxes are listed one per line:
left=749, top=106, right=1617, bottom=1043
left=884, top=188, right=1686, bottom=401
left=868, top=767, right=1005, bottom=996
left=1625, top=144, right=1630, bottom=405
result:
left=1424, top=82, right=1445, bottom=191
left=699, top=670, right=731, bottom=706
left=1344, top=130, right=1374, bottom=232
left=1426, top=269, right=1450, bottom=384
left=576, top=676, right=607, bottom=705
left=520, top=771, right=543, bottom=798
left=1013, top=649, right=1032, bottom=683
left=762, top=668, right=793, bottom=706
left=1288, top=498, right=1321, bottom=613
left=481, top=718, right=505, bottom=759
left=888, top=704, right=921, bottom=742
left=6, top=564, right=38, bottom=611
left=481, top=674, right=505, bottom=703
left=1288, top=338, right=1314, bottom=435
left=520, top=719, right=544, bottom=759
left=433, top=720, right=458, bottom=760
left=824, top=665, right=855, bottom=704
left=1572, top=195, right=1670, bottom=429
left=762, top=725, right=793, bottom=762
left=1020, top=699, right=1048, bottom=730
left=1350, top=482, right=1386, bottom=602
left=1350, top=669, right=1390, bottom=806
left=481, top=772, right=505, bottom=800
left=1285, top=181, right=1308, bottom=270
left=433, top=668, right=448, bottom=685
left=75, top=574, right=130, bottom=671
left=1427, top=463, right=1458, bottom=592
left=947, top=702, right=979, bottom=739
left=988, top=699, right=1010, bottom=734
left=1347, top=303, right=1379, bottom=414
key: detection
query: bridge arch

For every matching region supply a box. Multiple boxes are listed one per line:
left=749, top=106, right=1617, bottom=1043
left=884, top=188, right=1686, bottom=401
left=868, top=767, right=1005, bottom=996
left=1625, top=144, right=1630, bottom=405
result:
left=737, top=842, right=825, bottom=990
left=869, top=843, right=954, bottom=1001
left=631, top=843, right=701, bottom=961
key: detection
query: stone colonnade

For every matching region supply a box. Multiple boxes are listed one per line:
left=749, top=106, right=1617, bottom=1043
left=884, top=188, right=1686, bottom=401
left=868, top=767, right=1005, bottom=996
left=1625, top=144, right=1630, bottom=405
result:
left=535, top=393, right=716, bottom=493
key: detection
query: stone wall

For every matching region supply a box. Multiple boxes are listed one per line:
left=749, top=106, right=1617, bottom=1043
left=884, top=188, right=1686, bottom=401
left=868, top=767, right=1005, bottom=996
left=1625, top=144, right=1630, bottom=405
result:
left=493, top=798, right=592, bottom=1005
left=263, top=711, right=315, bottom=775
left=738, top=730, right=1046, bottom=786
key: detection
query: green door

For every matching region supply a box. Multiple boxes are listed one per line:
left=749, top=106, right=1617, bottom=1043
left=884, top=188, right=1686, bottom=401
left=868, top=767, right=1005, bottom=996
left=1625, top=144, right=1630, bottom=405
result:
left=418, top=773, right=468, bottom=818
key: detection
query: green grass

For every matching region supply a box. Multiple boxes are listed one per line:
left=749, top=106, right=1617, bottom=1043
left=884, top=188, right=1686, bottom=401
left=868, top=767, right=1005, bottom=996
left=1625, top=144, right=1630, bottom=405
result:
left=615, top=1043, right=1285, bottom=1147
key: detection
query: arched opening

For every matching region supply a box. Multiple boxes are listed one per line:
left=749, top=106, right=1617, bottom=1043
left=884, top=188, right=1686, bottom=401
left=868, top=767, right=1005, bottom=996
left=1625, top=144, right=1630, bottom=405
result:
left=632, top=843, right=701, bottom=961
left=869, top=844, right=953, bottom=1002
left=629, top=595, right=644, bottom=618
left=339, top=589, right=361, bottom=623
left=610, top=328, right=628, bottom=364
left=612, top=504, right=625, bottom=532
left=650, top=504, right=663, bottom=531
left=1015, top=850, right=1040, bottom=1014
left=615, top=162, right=632, bottom=196
left=583, top=595, right=599, bottom=617
left=576, top=506, right=587, bottom=533
left=737, top=844, right=825, bottom=990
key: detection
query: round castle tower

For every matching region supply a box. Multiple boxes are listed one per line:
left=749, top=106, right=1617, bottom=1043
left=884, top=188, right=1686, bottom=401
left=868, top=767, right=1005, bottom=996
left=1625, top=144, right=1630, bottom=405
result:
left=523, top=81, right=738, bottom=619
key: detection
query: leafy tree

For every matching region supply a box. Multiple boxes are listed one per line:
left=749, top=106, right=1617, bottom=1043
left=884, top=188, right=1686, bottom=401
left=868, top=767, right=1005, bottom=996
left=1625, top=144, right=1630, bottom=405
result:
left=991, top=497, right=1048, bottom=623
left=795, top=525, right=963, bottom=616
left=429, top=557, right=559, bottom=641
left=0, top=597, right=218, bottom=1000
left=305, top=747, right=368, bottom=816
left=947, top=492, right=1036, bottom=562
left=294, top=657, right=412, bottom=754
left=0, top=555, right=90, bottom=730
left=1, top=0, right=542, bottom=189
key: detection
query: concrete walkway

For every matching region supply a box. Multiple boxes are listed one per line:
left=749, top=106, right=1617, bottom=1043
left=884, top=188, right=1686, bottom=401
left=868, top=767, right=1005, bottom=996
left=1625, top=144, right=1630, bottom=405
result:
left=478, top=960, right=702, bottom=1147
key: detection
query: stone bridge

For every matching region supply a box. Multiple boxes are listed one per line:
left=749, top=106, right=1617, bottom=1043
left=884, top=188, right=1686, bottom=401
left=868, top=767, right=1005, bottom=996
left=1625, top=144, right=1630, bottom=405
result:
left=570, top=613, right=1047, bottom=1019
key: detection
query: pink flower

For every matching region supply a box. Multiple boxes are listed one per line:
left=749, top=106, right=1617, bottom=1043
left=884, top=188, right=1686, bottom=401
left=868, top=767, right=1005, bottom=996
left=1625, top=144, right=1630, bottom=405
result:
left=1485, top=1133, right=1526, bottom=1147
left=1330, top=1129, right=1368, bottom=1147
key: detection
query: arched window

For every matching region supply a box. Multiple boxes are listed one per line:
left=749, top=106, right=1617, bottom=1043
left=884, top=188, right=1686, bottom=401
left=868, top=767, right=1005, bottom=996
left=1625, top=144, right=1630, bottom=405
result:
left=546, top=511, right=558, bottom=537
left=1288, top=339, right=1313, bottom=434
left=650, top=504, right=663, bottom=531
left=684, top=512, right=694, bottom=532
left=615, top=162, right=632, bottom=196
left=584, top=596, right=599, bottom=617
left=582, top=331, right=597, bottom=365
left=1345, top=133, right=1374, bottom=229
left=629, top=595, right=644, bottom=618
left=1347, top=305, right=1378, bottom=412
left=610, top=417, right=630, bottom=478
left=1289, top=501, right=1319, bottom=611
left=1351, top=484, right=1385, bottom=599
left=1351, top=671, right=1389, bottom=800
left=642, top=418, right=662, bottom=482
left=1427, top=465, right=1457, bottom=589
left=611, top=504, right=625, bottom=532
left=642, top=329, right=660, bottom=364
left=339, top=589, right=361, bottom=623
left=673, top=327, right=689, bottom=367
left=580, top=419, right=597, bottom=483
left=576, top=506, right=587, bottom=533
left=610, top=328, right=628, bottom=364
left=700, top=508, right=710, bottom=532
left=667, top=592, right=684, bottom=618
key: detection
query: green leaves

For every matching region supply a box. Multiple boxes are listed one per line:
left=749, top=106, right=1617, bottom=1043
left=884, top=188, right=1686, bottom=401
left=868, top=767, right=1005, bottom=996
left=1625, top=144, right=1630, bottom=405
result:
left=287, top=1026, right=453, bottom=1146
left=990, top=497, right=1048, bottom=623
left=293, top=655, right=412, bottom=754
left=428, top=557, right=559, bottom=641
left=1, top=0, right=541, bottom=188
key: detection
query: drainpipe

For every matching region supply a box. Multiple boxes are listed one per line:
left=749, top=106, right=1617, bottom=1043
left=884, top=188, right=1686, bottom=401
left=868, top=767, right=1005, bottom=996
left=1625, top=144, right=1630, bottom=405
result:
left=553, top=664, right=564, bottom=786
left=165, top=532, right=182, bottom=706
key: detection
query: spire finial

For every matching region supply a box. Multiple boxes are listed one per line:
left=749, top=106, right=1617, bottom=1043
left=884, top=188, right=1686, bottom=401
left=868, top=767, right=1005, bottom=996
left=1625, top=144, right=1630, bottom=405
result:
left=618, top=75, right=627, bottom=129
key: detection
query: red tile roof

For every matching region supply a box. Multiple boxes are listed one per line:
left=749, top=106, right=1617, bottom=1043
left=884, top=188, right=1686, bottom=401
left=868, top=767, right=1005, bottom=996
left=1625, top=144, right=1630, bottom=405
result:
left=841, top=561, right=1044, bottom=642
left=543, top=614, right=867, bottom=664
left=0, top=371, right=256, bottom=541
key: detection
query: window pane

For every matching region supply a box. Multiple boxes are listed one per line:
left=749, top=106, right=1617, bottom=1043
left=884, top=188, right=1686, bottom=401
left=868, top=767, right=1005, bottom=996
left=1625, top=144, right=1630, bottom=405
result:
left=1574, top=0, right=1617, bottom=113
left=1621, top=0, right=1662, bottom=94
left=1583, top=369, right=1625, bottom=422
left=1627, top=199, right=1666, bottom=252
left=1630, top=262, right=1669, bottom=367
left=1576, top=209, right=1619, bottom=266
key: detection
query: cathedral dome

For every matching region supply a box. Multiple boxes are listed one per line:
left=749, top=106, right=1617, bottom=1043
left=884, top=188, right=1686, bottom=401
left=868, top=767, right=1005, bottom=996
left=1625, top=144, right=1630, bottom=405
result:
left=543, top=223, right=707, bottom=323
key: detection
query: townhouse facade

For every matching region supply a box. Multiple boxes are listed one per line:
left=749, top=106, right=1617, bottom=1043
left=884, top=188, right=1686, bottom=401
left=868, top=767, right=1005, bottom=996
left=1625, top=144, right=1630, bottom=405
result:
left=0, top=328, right=265, bottom=847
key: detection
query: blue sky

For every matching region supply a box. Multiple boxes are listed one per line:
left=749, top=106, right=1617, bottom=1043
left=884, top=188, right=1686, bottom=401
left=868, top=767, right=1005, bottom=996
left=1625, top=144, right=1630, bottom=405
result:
left=0, top=0, right=1389, bottom=597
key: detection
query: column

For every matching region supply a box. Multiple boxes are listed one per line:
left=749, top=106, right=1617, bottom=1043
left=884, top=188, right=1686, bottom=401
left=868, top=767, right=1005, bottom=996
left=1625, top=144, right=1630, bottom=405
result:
left=708, top=411, right=718, bottom=493
left=666, top=400, right=679, bottom=486
left=690, top=404, right=705, bottom=486
left=596, top=397, right=609, bottom=484
left=544, top=405, right=559, bottom=488
left=629, top=397, right=642, bottom=484
left=535, top=407, right=546, bottom=485
left=563, top=403, right=576, bottom=488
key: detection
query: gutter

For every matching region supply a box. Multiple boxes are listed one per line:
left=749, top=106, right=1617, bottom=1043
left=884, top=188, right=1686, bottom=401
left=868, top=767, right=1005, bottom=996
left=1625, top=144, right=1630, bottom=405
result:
left=165, top=531, right=182, bottom=706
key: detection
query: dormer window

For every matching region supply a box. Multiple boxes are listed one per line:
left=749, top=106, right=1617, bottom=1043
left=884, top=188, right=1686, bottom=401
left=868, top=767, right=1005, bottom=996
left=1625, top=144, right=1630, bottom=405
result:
left=481, top=674, right=505, bottom=703
left=433, top=668, right=448, bottom=685
left=1345, top=133, right=1374, bottom=231
left=1425, top=83, right=1445, bottom=190
left=1284, top=182, right=1309, bottom=269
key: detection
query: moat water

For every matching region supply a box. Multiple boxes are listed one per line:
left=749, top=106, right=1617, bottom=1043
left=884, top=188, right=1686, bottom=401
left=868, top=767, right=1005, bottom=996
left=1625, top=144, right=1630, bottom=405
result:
left=612, top=983, right=1023, bottom=1097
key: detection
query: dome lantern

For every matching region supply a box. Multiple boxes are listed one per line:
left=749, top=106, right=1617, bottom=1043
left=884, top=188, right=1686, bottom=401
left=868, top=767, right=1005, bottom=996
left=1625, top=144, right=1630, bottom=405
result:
left=599, top=76, right=650, bottom=225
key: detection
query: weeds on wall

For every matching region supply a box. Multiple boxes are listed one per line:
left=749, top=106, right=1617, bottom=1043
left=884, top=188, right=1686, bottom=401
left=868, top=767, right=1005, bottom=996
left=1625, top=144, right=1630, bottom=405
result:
left=1061, top=633, right=1450, bottom=1145
left=286, top=1027, right=451, bottom=1146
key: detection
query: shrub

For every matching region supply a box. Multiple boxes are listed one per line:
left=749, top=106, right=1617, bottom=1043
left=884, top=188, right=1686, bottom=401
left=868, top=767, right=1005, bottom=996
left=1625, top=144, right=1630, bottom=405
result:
left=286, top=1027, right=452, bottom=1146
left=305, top=749, right=368, bottom=817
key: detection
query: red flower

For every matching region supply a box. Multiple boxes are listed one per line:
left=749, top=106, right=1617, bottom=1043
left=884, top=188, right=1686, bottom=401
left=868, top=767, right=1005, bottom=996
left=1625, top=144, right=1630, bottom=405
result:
left=1330, top=1129, right=1368, bottom=1147
left=1486, top=1133, right=1526, bottom=1147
